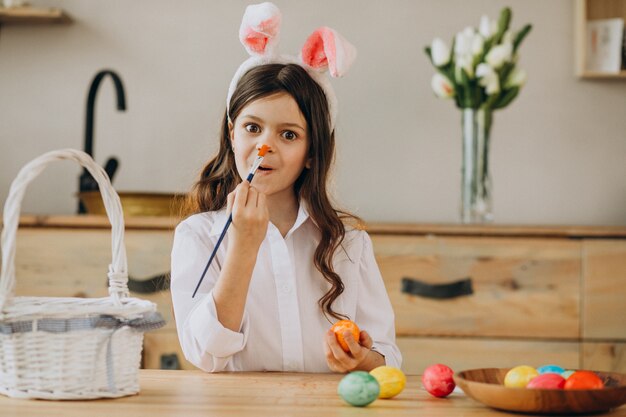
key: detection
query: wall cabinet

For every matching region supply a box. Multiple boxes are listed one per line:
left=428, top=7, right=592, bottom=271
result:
left=5, top=216, right=626, bottom=374
left=575, top=0, right=626, bottom=78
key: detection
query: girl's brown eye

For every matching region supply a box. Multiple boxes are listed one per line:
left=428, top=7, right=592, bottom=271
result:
left=245, top=124, right=260, bottom=133
left=282, top=130, right=297, bottom=141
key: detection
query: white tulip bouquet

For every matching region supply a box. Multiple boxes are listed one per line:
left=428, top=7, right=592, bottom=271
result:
left=425, top=7, right=532, bottom=110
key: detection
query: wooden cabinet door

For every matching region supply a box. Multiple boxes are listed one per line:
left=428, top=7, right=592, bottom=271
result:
left=11, top=228, right=176, bottom=331
left=582, top=342, right=626, bottom=373
left=582, top=240, right=626, bottom=340
left=372, top=235, right=581, bottom=339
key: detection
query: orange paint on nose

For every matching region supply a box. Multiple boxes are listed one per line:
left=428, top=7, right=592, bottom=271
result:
left=258, top=144, right=270, bottom=156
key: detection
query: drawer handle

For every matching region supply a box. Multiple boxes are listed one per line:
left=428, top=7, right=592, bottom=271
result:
left=160, top=353, right=181, bottom=370
left=401, top=277, right=473, bottom=299
left=106, top=272, right=171, bottom=293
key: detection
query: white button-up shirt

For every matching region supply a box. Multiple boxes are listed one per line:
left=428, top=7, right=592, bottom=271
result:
left=170, top=204, right=402, bottom=373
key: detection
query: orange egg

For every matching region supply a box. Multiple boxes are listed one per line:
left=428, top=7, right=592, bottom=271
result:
left=331, top=320, right=360, bottom=352
left=563, top=371, right=604, bottom=390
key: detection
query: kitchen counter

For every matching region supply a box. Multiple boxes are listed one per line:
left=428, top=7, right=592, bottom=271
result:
left=13, top=214, right=626, bottom=237
left=2, top=370, right=623, bottom=417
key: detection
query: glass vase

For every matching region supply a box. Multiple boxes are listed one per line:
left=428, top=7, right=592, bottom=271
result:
left=461, top=108, right=493, bottom=223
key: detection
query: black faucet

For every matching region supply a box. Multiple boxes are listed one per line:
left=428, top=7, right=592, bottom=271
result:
left=78, top=70, right=126, bottom=214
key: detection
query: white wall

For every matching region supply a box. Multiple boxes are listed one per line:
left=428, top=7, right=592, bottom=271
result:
left=1, top=0, right=625, bottom=225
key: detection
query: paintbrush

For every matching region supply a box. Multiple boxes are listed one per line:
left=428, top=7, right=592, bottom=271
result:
left=192, top=144, right=270, bottom=298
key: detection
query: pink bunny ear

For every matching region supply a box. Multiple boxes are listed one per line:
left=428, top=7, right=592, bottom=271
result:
left=239, top=2, right=282, bottom=57
left=301, top=27, right=357, bottom=77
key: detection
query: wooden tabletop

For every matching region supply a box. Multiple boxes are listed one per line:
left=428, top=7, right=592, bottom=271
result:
left=0, top=370, right=625, bottom=417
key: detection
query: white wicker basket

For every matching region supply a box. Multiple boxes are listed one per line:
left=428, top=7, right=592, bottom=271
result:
left=0, top=149, right=165, bottom=400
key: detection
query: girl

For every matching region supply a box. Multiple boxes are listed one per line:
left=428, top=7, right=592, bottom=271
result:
left=170, top=2, right=401, bottom=373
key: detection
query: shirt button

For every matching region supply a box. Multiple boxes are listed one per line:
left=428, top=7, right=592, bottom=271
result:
left=281, top=285, right=292, bottom=294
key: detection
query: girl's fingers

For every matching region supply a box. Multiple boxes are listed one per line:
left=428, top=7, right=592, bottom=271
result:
left=359, top=330, right=373, bottom=350
left=344, top=331, right=371, bottom=365
left=326, top=330, right=348, bottom=359
left=246, top=186, right=258, bottom=208
left=326, top=330, right=358, bottom=369
left=328, top=356, right=347, bottom=373
left=323, top=338, right=337, bottom=366
left=326, top=329, right=377, bottom=372
left=232, top=182, right=250, bottom=216
left=257, top=191, right=266, bottom=209
left=323, top=338, right=347, bottom=373
left=344, top=330, right=365, bottom=358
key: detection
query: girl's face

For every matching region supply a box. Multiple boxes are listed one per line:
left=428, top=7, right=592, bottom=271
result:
left=229, top=92, right=311, bottom=199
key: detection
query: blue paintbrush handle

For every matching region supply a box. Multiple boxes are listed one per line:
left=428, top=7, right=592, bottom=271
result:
left=192, top=214, right=232, bottom=298
left=191, top=170, right=257, bottom=298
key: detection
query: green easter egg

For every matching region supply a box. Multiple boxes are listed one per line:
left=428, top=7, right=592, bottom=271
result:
left=338, top=371, right=380, bottom=407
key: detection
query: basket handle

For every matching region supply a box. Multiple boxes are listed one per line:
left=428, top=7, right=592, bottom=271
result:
left=0, top=149, right=129, bottom=311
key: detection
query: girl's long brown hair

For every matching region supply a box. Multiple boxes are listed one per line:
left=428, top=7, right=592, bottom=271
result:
left=183, top=64, right=360, bottom=321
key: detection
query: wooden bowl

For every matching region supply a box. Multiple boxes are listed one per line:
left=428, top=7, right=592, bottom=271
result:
left=455, top=368, right=626, bottom=415
left=79, top=191, right=186, bottom=217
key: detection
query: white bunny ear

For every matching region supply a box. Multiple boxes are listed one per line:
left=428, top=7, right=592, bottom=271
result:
left=301, top=27, right=357, bottom=77
left=239, top=2, right=282, bottom=57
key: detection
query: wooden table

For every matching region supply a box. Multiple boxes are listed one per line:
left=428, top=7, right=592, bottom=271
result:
left=0, top=370, right=625, bottom=417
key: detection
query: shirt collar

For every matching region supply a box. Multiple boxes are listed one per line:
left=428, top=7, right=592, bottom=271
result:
left=285, top=200, right=311, bottom=238
left=208, top=201, right=312, bottom=238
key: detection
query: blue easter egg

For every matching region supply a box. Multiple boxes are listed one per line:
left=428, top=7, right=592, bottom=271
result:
left=338, top=371, right=380, bottom=407
left=537, top=364, right=565, bottom=375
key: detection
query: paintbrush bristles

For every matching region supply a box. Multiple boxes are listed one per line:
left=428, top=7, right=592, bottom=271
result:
left=258, top=145, right=270, bottom=157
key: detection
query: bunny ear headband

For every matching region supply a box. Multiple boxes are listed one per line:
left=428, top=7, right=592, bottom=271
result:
left=226, top=2, right=357, bottom=130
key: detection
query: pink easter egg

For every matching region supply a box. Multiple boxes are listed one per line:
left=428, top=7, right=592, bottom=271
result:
left=422, top=364, right=455, bottom=397
left=527, top=373, right=566, bottom=389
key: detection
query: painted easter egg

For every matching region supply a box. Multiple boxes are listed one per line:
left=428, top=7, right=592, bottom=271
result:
left=370, top=366, right=406, bottom=399
left=338, top=371, right=380, bottom=407
left=563, top=371, right=604, bottom=390
left=561, top=370, right=575, bottom=379
left=537, top=364, right=565, bottom=375
left=504, top=366, right=539, bottom=388
left=331, top=320, right=360, bottom=352
left=422, top=364, right=455, bottom=397
left=527, top=373, right=566, bottom=389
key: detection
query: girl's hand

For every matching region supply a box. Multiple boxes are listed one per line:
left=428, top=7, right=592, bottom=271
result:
left=227, top=182, right=269, bottom=251
left=323, top=328, right=384, bottom=373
